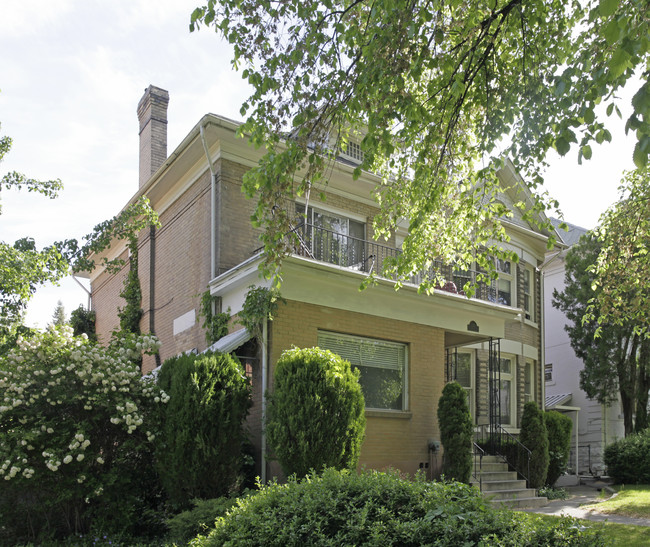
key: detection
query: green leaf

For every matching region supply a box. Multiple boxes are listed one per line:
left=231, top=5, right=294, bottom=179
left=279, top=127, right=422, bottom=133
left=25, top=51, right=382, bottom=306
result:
left=555, top=137, right=571, bottom=156
left=599, top=0, right=619, bottom=18
left=633, top=141, right=648, bottom=168
left=581, top=145, right=593, bottom=160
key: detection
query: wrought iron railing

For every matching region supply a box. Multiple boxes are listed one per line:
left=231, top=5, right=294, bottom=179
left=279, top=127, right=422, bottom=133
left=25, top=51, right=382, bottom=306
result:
left=472, top=442, right=486, bottom=491
left=475, top=423, right=532, bottom=488
left=281, top=222, right=506, bottom=305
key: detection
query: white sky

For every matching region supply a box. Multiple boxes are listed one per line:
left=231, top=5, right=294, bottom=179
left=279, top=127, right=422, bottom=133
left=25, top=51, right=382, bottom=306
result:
left=0, top=0, right=637, bottom=328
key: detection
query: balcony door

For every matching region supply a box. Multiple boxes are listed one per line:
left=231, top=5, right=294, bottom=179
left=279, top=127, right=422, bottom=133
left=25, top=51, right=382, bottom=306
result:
left=297, top=205, right=365, bottom=269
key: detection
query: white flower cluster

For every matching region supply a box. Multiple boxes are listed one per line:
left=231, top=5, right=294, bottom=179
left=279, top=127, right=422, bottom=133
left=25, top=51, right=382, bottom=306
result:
left=0, top=327, right=168, bottom=485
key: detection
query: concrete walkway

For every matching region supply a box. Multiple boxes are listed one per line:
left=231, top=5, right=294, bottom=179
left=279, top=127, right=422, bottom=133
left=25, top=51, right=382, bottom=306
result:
left=520, top=481, right=650, bottom=527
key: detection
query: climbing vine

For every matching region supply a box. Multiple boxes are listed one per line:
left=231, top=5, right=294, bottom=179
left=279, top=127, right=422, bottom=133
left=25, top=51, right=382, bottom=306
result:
left=238, top=286, right=284, bottom=341
left=198, top=290, right=231, bottom=344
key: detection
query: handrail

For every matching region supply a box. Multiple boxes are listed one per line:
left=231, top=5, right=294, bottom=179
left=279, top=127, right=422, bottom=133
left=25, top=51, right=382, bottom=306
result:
left=474, top=424, right=532, bottom=489
left=256, top=221, right=505, bottom=305
left=472, top=441, right=485, bottom=491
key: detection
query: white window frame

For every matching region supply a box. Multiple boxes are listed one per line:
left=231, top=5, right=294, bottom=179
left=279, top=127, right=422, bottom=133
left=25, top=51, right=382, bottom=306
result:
left=456, top=350, right=475, bottom=418
left=523, top=265, right=535, bottom=321
left=545, top=363, right=553, bottom=383
left=499, top=354, right=516, bottom=427
left=494, top=258, right=515, bottom=307
left=317, top=331, right=408, bottom=411
left=524, top=360, right=535, bottom=404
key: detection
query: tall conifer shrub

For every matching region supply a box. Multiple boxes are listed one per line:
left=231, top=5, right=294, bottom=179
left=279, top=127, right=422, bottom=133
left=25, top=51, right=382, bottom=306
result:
left=438, top=381, right=473, bottom=483
left=519, top=401, right=549, bottom=489
left=156, top=351, right=251, bottom=509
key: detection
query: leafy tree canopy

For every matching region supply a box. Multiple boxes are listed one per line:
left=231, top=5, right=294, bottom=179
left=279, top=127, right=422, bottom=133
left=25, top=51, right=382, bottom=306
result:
left=190, top=0, right=649, bottom=289
left=554, top=230, right=650, bottom=435
left=1, top=115, right=159, bottom=350
left=588, top=168, right=650, bottom=337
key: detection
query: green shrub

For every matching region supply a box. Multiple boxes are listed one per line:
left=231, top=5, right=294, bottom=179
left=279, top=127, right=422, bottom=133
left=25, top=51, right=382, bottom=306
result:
left=545, top=410, right=573, bottom=486
left=438, top=381, right=473, bottom=483
left=604, top=428, right=650, bottom=484
left=537, top=486, right=568, bottom=500
left=0, top=327, right=166, bottom=543
left=156, top=351, right=252, bottom=509
left=265, top=346, right=366, bottom=477
left=191, top=468, right=606, bottom=546
left=519, top=402, right=549, bottom=489
left=166, top=497, right=239, bottom=544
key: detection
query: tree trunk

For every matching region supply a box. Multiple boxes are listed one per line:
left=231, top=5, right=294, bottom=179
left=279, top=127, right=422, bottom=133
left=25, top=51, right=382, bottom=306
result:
left=635, top=339, right=650, bottom=432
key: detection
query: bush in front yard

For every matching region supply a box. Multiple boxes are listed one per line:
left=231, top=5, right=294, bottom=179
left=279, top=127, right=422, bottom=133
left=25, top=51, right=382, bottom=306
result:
left=545, top=410, right=573, bottom=486
left=604, top=428, right=650, bottom=484
left=438, top=381, right=473, bottom=483
left=520, top=401, right=549, bottom=489
left=0, top=327, right=165, bottom=543
left=156, top=350, right=252, bottom=509
left=191, top=468, right=607, bottom=546
left=265, top=346, right=366, bottom=477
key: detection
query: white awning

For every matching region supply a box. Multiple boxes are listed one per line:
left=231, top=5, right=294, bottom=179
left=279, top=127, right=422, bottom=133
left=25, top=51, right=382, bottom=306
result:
left=205, top=328, right=252, bottom=354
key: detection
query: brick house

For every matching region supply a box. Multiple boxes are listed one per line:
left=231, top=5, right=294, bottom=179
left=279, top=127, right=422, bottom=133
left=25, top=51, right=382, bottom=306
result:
left=89, top=85, right=551, bottom=482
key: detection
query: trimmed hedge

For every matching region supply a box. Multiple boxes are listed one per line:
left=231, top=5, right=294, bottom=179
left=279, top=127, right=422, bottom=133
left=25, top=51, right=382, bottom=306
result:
left=192, top=468, right=606, bottom=546
left=604, top=428, right=650, bottom=484
left=266, top=346, right=366, bottom=477
left=520, top=402, right=549, bottom=489
left=156, top=350, right=252, bottom=509
left=545, top=410, right=573, bottom=486
left=438, top=381, right=473, bottom=482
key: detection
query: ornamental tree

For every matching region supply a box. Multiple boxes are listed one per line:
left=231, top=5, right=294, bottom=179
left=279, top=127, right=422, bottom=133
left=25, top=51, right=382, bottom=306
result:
left=438, top=381, right=473, bottom=483
left=0, top=326, right=167, bottom=541
left=190, top=0, right=649, bottom=290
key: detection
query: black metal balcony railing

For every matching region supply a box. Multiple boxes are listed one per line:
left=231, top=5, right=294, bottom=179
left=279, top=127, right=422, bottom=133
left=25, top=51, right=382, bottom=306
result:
left=285, top=222, right=506, bottom=306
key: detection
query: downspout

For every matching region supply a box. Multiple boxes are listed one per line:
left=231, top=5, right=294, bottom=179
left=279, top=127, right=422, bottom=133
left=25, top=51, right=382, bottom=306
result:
left=539, top=270, right=546, bottom=410
left=199, top=122, right=217, bottom=280
left=149, top=226, right=160, bottom=368
left=261, top=318, right=268, bottom=483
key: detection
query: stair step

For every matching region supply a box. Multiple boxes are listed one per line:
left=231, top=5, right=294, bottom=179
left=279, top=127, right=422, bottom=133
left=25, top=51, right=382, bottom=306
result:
left=481, top=488, right=538, bottom=501
left=476, top=479, right=527, bottom=491
left=471, top=470, right=518, bottom=481
left=472, top=462, right=510, bottom=472
left=489, top=496, right=549, bottom=509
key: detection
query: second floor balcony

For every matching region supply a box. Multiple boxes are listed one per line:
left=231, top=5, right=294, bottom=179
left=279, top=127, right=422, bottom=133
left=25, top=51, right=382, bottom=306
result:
left=283, top=222, right=513, bottom=307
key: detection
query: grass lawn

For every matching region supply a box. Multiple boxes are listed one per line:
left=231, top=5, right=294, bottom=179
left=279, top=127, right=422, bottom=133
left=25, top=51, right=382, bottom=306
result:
left=582, top=485, right=650, bottom=519
left=528, top=514, right=650, bottom=546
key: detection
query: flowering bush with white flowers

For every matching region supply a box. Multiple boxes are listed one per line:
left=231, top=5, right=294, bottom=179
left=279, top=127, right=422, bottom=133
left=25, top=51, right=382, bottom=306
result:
left=0, top=326, right=167, bottom=543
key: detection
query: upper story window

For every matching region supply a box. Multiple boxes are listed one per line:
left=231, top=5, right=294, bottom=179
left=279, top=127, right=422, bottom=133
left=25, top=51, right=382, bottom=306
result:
left=318, top=331, right=408, bottom=411
left=545, top=363, right=553, bottom=383
left=490, top=259, right=514, bottom=306
left=523, top=266, right=535, bottom=320
left=340, top=139, right=365, bottom=163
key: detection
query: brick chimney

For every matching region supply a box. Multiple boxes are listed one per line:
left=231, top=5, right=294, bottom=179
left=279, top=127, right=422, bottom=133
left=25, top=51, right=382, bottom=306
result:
left=137, top=85, right=169, bottom=187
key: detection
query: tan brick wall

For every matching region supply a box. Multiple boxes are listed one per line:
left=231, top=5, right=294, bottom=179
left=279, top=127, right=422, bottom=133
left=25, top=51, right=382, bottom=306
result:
left=267, top=299, right=445, bottom=479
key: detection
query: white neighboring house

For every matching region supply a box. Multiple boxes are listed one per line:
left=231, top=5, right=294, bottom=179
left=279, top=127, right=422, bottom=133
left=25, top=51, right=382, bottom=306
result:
left=543, top=218, right=624, bottom=478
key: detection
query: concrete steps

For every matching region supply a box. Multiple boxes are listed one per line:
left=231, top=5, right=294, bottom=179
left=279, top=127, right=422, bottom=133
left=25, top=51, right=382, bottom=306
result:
left=471, top=455, right=548, bottom=509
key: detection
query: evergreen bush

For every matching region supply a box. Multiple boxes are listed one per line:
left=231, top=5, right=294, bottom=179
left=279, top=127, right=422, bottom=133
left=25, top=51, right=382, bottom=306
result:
left=519, top=401, right=549, bottom=489
left=265, top=346, right=366, bottom=477
left=437, top=381, right=473, bottom=483
left=191, top=468, right=606, bottom=546
left=545, top=410, right=573, bottom=486
left=604, top=428, right=650, bottom=484
left=155, top=350, right=252, bottom=509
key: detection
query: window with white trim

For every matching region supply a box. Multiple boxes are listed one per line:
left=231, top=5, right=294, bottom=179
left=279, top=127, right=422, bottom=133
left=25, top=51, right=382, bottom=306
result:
left=296, top=204, right=366, bottom=268
left=343, top=140, right=364, bottom=162
left=523, top=266, right=535, bottom=320
left=318, top=331, right=407, bottom=411
left=545, top=363, right=553, bottom=383
left=456, top=351, right=474, bottom=418
left=495, top=259, right=514, bottom=306
left=524, top=360, right=535, bottom=403
left=499, top=355, right=515, bottom=427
